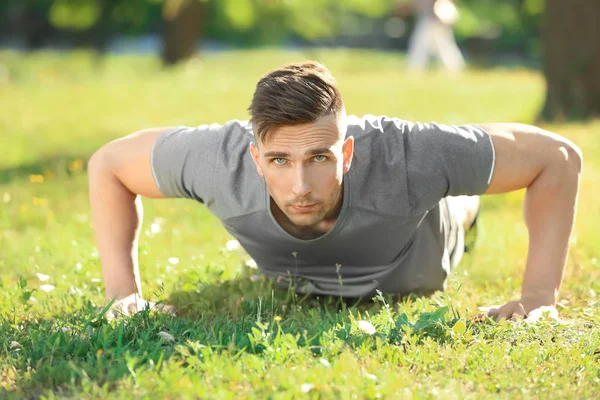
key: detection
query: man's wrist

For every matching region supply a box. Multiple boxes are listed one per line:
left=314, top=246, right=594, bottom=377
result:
left=520, top=289, right=557, bottom=307
left=105, top=291, right=142, bottom=302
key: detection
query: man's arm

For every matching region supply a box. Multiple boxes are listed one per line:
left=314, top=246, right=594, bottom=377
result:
left=88, top=127, right=172, bottom=304
left=479, top=123, right=582, bottom=320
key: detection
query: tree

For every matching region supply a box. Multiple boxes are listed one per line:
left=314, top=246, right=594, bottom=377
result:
left=540, top=0, right=600, bottom=121
left=160, top=0, right=395, bottom=66
left=31, top=0, right=160, bottom=53
left=161, top=0, right=205, bottom=66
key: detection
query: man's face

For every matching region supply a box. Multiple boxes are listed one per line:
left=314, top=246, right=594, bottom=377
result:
left=250, top=113, right=354, bottom=229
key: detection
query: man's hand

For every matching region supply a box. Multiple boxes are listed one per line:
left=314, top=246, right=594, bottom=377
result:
left=478, top=297, right=559, bottom=322
left=105, top=293, right=176, bottom=321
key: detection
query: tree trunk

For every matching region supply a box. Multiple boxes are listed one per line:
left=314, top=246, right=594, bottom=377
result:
left=161, top=0, right=204, bottom=66
left=540, top=0, right=600, bottom=121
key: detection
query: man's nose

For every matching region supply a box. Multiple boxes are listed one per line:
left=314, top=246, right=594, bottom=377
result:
left=291, top=166, right=312, bottom=197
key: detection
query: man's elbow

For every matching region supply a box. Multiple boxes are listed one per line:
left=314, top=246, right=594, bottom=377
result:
left=558, top=138, right=583, bottom=178
left=88, top=149, right=105, bottom=176
left=544, top=134, right=583, bottom=189
left=88, top=145, right=116, bottom=177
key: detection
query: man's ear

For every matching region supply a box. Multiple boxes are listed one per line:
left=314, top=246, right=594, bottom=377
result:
left=249, top=143, right=264, bottom=177
left=342, top=136, right=354, bottom=174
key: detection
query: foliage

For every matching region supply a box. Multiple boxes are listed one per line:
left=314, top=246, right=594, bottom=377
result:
left=1, top=0, right=545, bottom=55
left=456, top=0, right=544, bottom=56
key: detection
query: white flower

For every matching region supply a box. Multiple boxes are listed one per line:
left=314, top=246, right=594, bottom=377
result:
left=158, top=331, right=175, bottom=342
left=10, top=341, right=20, bottom=349
left=319, top=358, right=331, bottom=367
left=225, top=240, right=240, bottom=251
left=300, top=383, right=314, bottom=393
left=91, top=278, right=102, bottom=283
left=245, top=259, right=258, bottom=269
left=168, top=257, right=179, bottom=265
left=150, top=218, right=164, bottom=235
left=68, top=287, right=83, bottom=295
left=36, top=273, right=50, bottom=282
left=61, top=327, right=72, bottom=333
left=39, top=284, right=55, bottom=293
left=364, top=372, right=377, bottom=381
left=357, top=320, right=376, bottom=335
left=74, top=214, right=88, bottom=223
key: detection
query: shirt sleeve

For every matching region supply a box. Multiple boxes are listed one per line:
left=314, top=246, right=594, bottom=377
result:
left=150, top=123, right=223, bottom=202
left=403, top=122, right=495, bottom=213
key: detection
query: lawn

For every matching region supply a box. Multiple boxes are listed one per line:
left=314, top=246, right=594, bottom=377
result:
left=1, top=49, right=599, bottom=399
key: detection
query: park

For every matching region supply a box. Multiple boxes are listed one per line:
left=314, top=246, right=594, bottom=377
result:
left=1, top=1, right=599, bottom=398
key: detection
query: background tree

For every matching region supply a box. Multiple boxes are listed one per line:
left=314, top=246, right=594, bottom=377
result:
left=540, top=0, right=600, bottom=121
left=161, top=0, right=395, bottom=65
left=161, top=0, right=206, bottom=65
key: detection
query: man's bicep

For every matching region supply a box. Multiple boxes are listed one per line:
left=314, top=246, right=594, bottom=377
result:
left=480, top=123, right=578, bottom=195
left=94, top=127, right=177, bottom=199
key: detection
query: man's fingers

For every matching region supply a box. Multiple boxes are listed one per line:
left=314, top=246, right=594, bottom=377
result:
left=506, top=302, right=527, bottom=321
left=496, top=308, right=514, bottom=321
left=472, top=305, right=500, bottom=321
left=127, top=301, right=140, bottom=314
left=106, top=306, right=127, bottom=322
left=477, top=302, right=564, bottom=324
left=486, top=307, right=502, bottom=320
left=477, top=305, right=500, bottom=313
left=102, top=298, right=176, bottom=321
left=155, top=303, right=177, bottom=315
left=493, top=302, right=519, bottom=321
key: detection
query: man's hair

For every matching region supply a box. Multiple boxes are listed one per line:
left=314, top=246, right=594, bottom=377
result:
left=248, top=61, right=345, bottom=143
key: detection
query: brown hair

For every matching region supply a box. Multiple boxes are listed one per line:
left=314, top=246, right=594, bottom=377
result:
left=248, top=61, right=344, bottom=143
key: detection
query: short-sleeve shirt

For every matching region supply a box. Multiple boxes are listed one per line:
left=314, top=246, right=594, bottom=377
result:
left=151, top=115, right=495, bottom=297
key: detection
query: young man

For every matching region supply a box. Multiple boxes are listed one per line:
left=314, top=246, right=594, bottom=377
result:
left=88, top=61, right=582, bottom=321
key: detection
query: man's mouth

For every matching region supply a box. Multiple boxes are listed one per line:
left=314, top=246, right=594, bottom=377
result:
left=290, top=204, right=317, bottom=212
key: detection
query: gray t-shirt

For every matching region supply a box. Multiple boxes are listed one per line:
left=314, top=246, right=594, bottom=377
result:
left=151, top=115, right=495, bottom=297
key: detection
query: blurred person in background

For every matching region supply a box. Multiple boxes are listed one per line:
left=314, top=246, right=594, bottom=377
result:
left=407, top=0, right=465, bottom=72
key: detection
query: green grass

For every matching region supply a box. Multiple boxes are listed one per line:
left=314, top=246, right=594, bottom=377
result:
left=1, top=49, right=599, bottom=399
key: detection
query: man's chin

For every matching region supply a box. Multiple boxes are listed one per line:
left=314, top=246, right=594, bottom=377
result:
left=287, top=214, right=321, bottom=228
left=288, top=217, right=317, bottom=227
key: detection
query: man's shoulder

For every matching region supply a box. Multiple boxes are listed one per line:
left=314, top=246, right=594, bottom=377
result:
left=345, top=115, right=412, bottom=216
left=346, top=114, right=414, bottom=140
left=198, top=119, right=253, bottom=140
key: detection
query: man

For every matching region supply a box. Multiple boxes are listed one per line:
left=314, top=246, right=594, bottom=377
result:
left=407, top=0, right=465, bottom=72
left=88, top=61, right=582, bottom=321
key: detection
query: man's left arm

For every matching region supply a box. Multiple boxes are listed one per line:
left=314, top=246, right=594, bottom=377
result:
left=478, top=123, right=583, bottom=321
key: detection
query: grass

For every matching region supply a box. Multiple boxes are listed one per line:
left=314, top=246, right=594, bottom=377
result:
left=1, top=48, right=599, bottom=399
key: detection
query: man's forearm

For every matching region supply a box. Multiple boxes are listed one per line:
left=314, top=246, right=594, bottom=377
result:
left=88, top=152, right=144, bottom=300
left=520, top=147, right=582, bottom=306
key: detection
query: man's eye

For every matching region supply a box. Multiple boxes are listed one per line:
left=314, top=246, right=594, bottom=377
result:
left=273, top=158, right=286, bottom=165
left=314, top=155, right=327, bottom=162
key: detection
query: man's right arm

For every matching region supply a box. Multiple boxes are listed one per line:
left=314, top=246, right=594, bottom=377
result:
left=87, top=127, right=173, bottom=302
